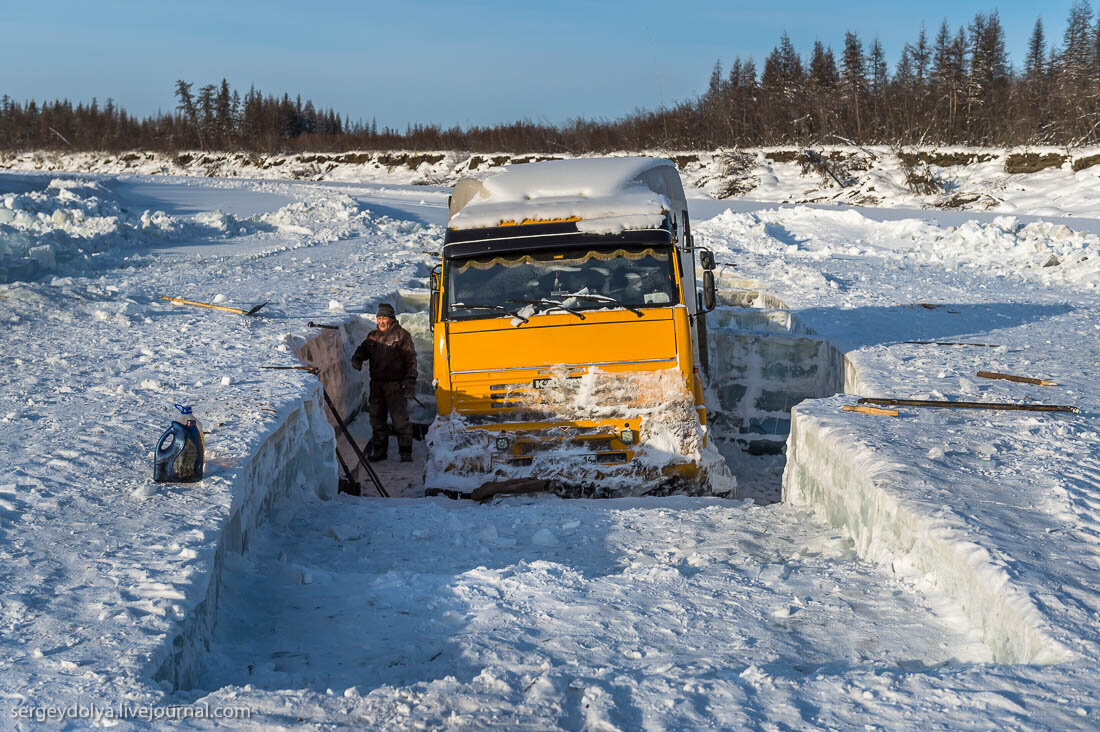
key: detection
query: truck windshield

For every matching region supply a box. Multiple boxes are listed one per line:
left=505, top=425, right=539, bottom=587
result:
left=446, top=244, right=679, bottom=320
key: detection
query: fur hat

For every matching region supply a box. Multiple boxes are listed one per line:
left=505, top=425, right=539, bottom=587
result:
left=376, top=302, right=396, bottom=319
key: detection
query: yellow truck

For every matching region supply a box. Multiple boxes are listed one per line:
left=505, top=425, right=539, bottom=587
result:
left=424, top=157, right=731, bottom=498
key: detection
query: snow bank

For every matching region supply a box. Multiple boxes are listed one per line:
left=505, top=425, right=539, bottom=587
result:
left=700, top=206, right=1099, bottom=299
left=0, top=177, right=362, bottom=284
left=736, top=207, right=1099, bottom=288
left=152, top=386, right=338, bottom=690
left=783, top=398, right=1071, bottom=665
left=702, top=265, right=1085, bottom=667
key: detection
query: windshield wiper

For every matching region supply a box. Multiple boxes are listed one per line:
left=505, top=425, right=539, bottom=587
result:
left=563, top=293, right=644, bottom=317
left=451, top=303, right=529, bottom=323
left=505, top=298, right=586, bottom=320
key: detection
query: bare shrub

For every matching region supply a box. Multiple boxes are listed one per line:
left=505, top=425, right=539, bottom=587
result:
left=941, top=192, right=984, bottom=208
left=827, top=151, right=873, bottom=171
left=894, top=148, right=944, bottom=195
left=715, top=150, right=758, bottom=198
left=797, top=148, right=855, bottom=187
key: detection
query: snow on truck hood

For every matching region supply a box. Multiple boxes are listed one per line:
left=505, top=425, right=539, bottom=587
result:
left=447, top=156, right=681, bottom=230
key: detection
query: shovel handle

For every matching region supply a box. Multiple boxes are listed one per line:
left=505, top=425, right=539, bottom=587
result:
left=162, top=296, right=247, bottom=315
left=163, top=296, right=267, bottom=316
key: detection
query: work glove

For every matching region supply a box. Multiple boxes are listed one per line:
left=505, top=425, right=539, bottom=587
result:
left=351, top=356, right=363, bottom=371
left=404, top=381, right=416, bottom=399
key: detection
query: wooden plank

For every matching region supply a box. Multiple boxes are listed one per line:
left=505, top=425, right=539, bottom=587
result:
left=858, top=398, right=1078, bottom=414
left=976, top=370, right=1058, bottom=386
left=842, top=405, right=899, bottom=417
left=472, top=479, right=561, bottom=503
left=903, top=340, right=1001, bottom=347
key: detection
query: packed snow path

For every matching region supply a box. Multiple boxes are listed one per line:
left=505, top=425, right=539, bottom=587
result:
left=1, top=168, right=1099, bottom=728
left=192, top=495, right=988, bottom=728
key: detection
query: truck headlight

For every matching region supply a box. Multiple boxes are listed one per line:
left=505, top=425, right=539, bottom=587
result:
left=495, top=436, right=511, bottom=451
left=620, top=429, right=635, bottom=445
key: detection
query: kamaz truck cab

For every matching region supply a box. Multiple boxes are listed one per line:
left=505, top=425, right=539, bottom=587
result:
left=425, top=157, right=725, bottom=498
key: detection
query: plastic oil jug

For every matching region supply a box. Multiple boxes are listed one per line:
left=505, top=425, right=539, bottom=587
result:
left=154, top=404, right=204, bottom=482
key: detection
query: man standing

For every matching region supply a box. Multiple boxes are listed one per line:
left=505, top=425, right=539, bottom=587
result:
left=351, top=303, right=418, bottom=462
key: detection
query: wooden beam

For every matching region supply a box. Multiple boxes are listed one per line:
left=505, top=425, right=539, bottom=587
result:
left=842, top=405, right=899, bottom=417
left=903, top=340, right=1001, bottom=347
left=976, top=370, right=1057, bottom=386
left=857, top=398, right=1078, bottom=414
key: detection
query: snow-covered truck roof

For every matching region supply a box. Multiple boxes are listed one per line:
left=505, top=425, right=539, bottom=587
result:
left=447, top=156, right=687, bottom=233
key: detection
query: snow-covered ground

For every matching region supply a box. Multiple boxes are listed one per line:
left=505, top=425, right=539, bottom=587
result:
left=0, top=160, right=1098, bottom=728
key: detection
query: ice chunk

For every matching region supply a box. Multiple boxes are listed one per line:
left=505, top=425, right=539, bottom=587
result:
left=532, top=528, right=559, bottom=546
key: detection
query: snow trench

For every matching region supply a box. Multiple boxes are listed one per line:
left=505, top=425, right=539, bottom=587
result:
left=149, top=384, right=339, bottom=690
left=708, top=285, right=852, bottom=455
left=158, top=276, right=1065, bottom=696
left=707, top=279, right=1070, bottom=665
left=705, top=280, right=861, bottom=503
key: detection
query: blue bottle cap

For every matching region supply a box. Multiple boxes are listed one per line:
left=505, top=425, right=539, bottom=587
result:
left=174, top=403, right=193, bottom=415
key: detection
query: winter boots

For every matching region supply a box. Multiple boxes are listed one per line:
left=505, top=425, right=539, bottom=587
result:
left=369, top=440, right=388, bottom=462
left=371, top=439, right=412, bottom=462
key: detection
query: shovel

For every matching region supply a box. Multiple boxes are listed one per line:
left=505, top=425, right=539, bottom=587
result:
left=162, top=296, right=269, bottom=316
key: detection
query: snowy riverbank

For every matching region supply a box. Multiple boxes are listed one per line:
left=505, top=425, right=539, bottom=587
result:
left=6, top=144, right=1100, bottom=220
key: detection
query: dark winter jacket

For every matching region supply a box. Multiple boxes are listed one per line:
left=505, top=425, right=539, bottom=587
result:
left=352, top=324, right=418, bottom=385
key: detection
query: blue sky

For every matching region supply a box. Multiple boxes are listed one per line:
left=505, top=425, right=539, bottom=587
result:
left=1, top=1, right=1084, bottom=129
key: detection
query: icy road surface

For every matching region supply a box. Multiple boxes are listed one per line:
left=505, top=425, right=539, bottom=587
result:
left=1, top=168, right=1099, bottom=728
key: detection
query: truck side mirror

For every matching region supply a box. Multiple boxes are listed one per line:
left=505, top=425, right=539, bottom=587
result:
left=429, top=265, right=442, bottom=333
left=703, top=271, right=716, bottom=311
left=699, top=249, right=715, bottom=271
